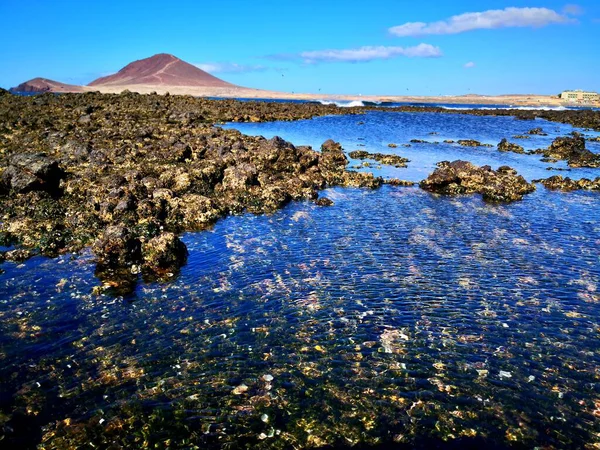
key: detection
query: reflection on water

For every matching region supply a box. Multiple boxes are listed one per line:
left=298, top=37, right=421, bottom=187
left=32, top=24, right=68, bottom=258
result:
left=1, top=111, right=600, bottom=448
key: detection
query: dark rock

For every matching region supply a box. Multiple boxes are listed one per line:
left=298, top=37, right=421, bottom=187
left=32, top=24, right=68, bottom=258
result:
left=420, top=160, right=535, bottom=202
left=142, top=232, right=188, bottom=276
left=457, top=140, right=493, bottom=147
left=534, top=175, right=600, bottom=191
left=1, top=153, right=65, bottom=195
left=388, top=143, right=397, bottom=148
left=410, top=139, right=429, bottom=144
left=315, top=197, right=334, bottom=206
left=4, top=248, right=35, bottom=262
left=527, top=127, right=547, bottom=135
left=348, top=150, right=409, bottom=168
left=498, top=138, right=525, bottom=154
left=384, top=179, right=415, bottom=186
left=92, top=225, right=141, bottom=267
left=542, top=136, right=600, bottom=167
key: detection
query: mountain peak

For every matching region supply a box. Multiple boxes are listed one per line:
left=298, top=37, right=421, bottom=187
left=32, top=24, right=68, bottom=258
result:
left=88, top=54, right=236, bottom=88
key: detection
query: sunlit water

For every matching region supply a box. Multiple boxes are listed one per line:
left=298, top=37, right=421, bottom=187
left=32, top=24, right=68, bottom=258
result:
left=1, top=111, right=600, bottom=448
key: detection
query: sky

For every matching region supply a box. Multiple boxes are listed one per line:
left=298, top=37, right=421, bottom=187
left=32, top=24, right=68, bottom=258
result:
left=0, top=0, right=598, bottom=96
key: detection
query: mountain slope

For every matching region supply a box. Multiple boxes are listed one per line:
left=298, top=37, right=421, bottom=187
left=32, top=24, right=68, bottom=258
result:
left=9, top=78, right=86, bottom=93
left=88, top=53, right=236, bottom=88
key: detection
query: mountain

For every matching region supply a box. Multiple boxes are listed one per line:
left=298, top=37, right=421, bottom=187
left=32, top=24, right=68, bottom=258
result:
left=9, top=77, right=86, bottom=93
left=88, top=53, right=236, bottom=88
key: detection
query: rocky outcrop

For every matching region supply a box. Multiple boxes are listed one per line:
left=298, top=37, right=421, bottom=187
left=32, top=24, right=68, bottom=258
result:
left=457, top=140, right=493, bottom=148
left=498, top=139, right=525, bottom=154
left=420, top=160, right=535, bottom=202
left=527, top=127, right=547, bottom=135
left=142, top=232, right=188, bottom=276
left=534, top=175, right=600, bottom=191
left=539, top=136, right=600, bottom=167
left=348, top=150, right=409, bottom=168
left=1, top=153, right=65, bottom=195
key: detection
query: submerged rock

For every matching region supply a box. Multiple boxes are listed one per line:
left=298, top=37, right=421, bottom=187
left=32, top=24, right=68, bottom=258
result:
left=498, top=138, right=525, bottom=154
left=420, top=160, right=535, bottom=202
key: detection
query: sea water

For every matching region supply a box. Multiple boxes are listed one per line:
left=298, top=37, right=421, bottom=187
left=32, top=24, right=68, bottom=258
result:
left=1, top=111, right=600, bottom=448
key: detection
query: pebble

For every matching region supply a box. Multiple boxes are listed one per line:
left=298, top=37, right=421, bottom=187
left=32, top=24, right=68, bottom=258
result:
left=262, top=374, right=274, bottom=382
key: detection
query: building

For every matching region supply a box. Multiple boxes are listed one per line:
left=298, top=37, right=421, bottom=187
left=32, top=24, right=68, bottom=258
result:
left=560, top=90, right=600, bottom=103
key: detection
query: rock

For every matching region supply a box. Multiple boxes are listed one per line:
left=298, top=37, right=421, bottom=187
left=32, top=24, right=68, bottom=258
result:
left=1, top=153, right=65, bottom=195
left=498, top=138, right=525, bottom=154
left=142, top=232, right=188, bottom=276
left=315, top=197, right=334, bottom=206
left=4, top=248, right=35, bottom=262
left=457, top=139, right=492, bottom=147
left=410, top=139, right=429, bottom=144
left=384, top=178, right=415, bottom=186
left=348, top=150, right=409, bottom=168
left=534, top=175, right=600, bottom=191
left=92, top=225, right=141, bottom=267
left=542, top=136, right=600, bottom=168
left=388, top=143, right=398, bottom=148
left=221, top=163, right=258, bottom=191
left=420, top=160, right=535, bottom=202
left=443, top=140, right=455, bottom=144
left=512, top=135, right=530, bottom=139
left=527, top=127, right=547, bottom=135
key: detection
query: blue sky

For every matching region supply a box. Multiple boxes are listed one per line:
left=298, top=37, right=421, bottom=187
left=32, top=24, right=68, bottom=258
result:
left=0, top=0, right=598, bottom=95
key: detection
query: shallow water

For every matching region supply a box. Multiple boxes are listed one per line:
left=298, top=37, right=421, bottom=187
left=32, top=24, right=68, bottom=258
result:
left=224, top=110, right=600, bottom=182
left=1, top=112, right=600, bottom=448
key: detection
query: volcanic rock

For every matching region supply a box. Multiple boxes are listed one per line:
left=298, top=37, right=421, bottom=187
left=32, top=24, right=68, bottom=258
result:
left=1, top=153, right=65, bottom=195
left=498, top=138, right=525, bottom=154
left=535, top=175, right=600, bottom=191
left=541, top=136, right=600, bottom=167
left=142, top=232, right=188, bottom=276
left=420, top=160, right=535, bottom=202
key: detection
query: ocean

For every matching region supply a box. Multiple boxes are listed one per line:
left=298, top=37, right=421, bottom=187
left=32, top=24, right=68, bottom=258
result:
left=1, top=108, right=600, bottom=448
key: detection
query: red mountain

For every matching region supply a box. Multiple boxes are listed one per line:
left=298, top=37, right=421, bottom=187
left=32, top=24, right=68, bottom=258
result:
left=10, top=77, right=86, bottom=93
left=88, top=53, right=236, bottom=88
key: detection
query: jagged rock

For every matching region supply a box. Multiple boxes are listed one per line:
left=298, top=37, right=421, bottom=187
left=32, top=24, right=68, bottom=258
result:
left=420, top=160, right=535, bottom=202
left=457, top=139, right=493, bottom=147
left=315, top=197, right=334, bottom=206
left=142, top=232, right=188, bottom=276
left=542, top=136, right=600, bottom=167
left=498, top=138, right=525, bottom=154
left=534, top=175, right=600, bottom=191
left=1, top=153, right=65, bottom=195
left=348, top=150, right=409, bottom=168
left=527, top=127, right=547, bottom=135
left=92, top=225, right=141, bottom=267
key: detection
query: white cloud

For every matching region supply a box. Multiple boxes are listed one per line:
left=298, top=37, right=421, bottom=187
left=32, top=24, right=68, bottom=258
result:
left=563, top=4, right=584, bottom=16
left=195, top=62, right=268, bottom=74
left=299, top=44, right=442, bottom=63
left=389, top=7, right=576, bottom=37
left=464, top=61, right=476, bottom=69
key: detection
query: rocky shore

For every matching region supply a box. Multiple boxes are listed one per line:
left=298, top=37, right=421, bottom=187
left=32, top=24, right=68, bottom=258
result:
left=1, top=91, right=599, bottom=291
left=0, top=92, right=379, bottom=292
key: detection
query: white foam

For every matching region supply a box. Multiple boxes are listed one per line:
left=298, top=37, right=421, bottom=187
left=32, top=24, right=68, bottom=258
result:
left=318, top=100, right=365, bottom=107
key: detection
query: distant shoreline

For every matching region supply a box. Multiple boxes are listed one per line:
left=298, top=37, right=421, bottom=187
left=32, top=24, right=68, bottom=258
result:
left=9, top=83, right=599, bottom=108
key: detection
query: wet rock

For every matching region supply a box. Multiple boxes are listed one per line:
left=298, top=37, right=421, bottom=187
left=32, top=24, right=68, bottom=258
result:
left=498, top=138, right=525, bottom=154
left=541, top=136, right=600, bottom=168
left=420, top=160, right=535, bottom=202
left=534, top=175, right=600, bottom=191
left=443, top=140, right=455, bottom=144
left=512, top=135, right=530, bottom=139
left=1, top=153, right=65, bottom=195
left=4, top=248, right=35, bottom=262
left=410, top=139, right=429, bottom=144
left=348, top=150, right=409, bottom=168
left=92, top=225, right=141, bottom=267
left=527, top=127, right=547, bottom=135
left=142, top=232, right=188, bottom=276
left=388, top=143, right=397, bottom=148
left=315, top=197, right=334, bottom=206
left=384, top=178, right=415, bottom=186
left=457, top=139, right=493, bottom=147
left=221, top=163, right=258, bottom=191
